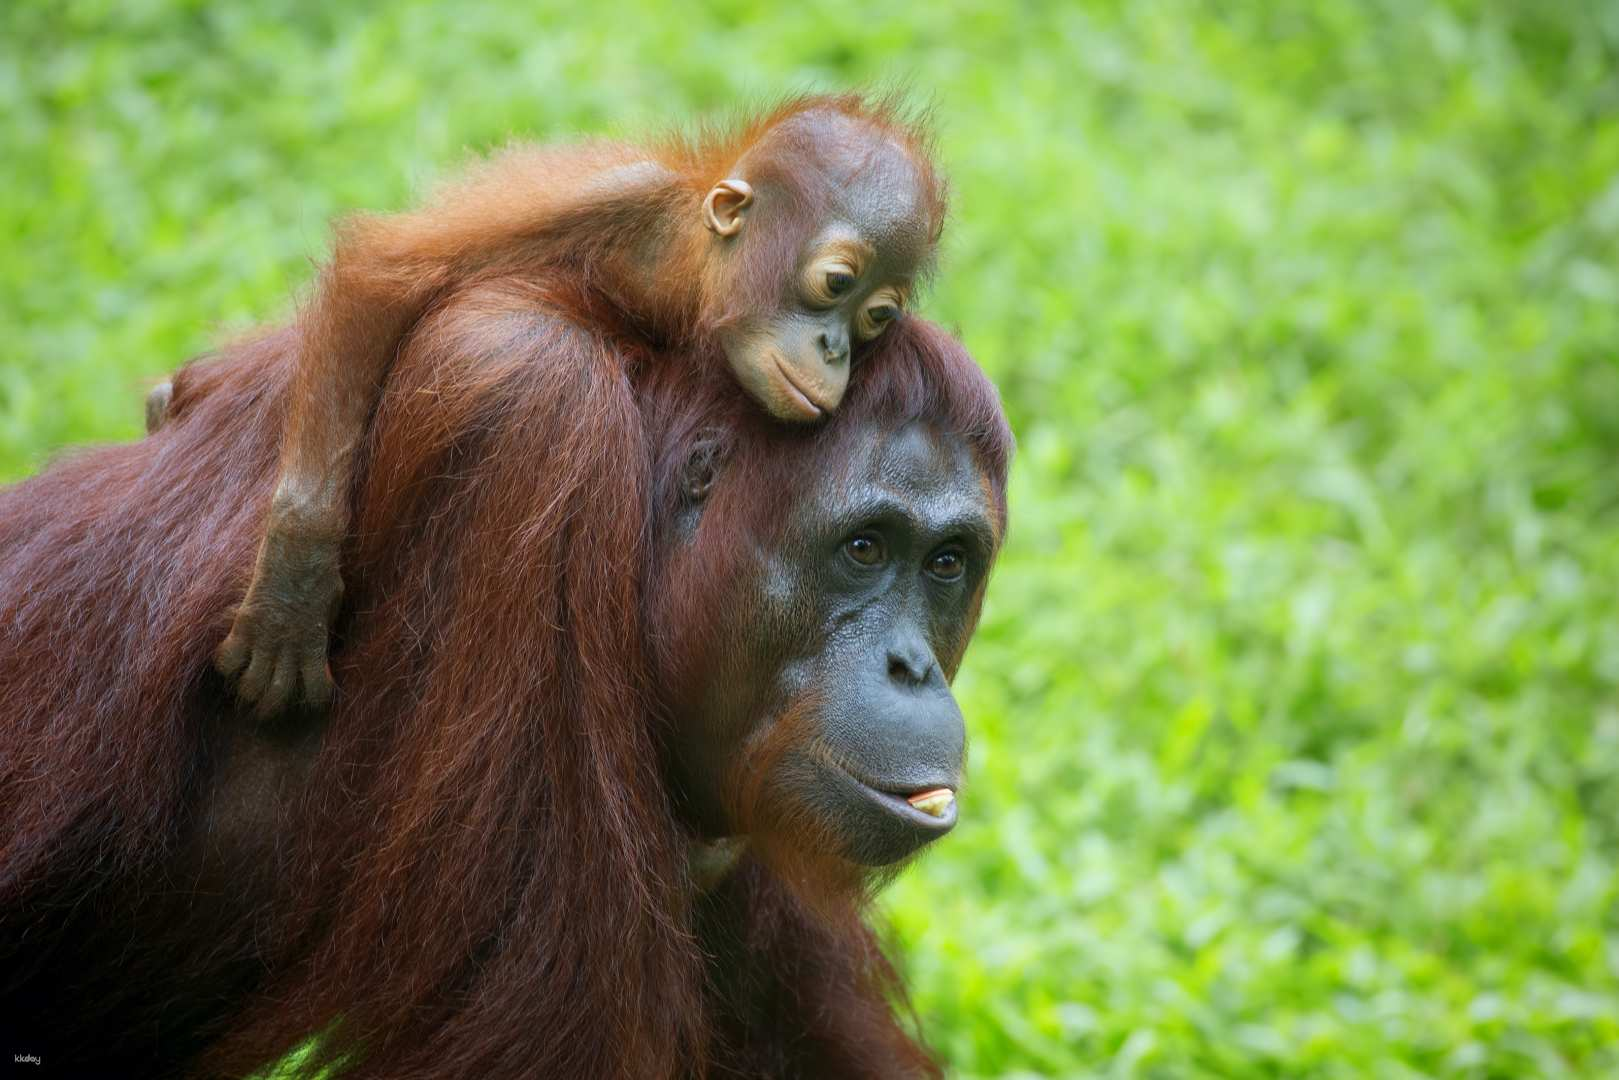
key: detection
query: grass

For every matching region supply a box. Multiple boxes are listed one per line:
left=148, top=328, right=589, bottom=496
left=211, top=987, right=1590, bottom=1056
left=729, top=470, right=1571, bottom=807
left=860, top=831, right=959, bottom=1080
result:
left=5, top=1, right=1619, bottom=1075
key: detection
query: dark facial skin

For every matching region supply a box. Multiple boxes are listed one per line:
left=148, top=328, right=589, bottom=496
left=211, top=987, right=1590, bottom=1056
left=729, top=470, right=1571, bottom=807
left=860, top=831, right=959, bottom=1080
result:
left=703, top=111, right=933, bottom=422
left=665, top=419, right=998, bottom=867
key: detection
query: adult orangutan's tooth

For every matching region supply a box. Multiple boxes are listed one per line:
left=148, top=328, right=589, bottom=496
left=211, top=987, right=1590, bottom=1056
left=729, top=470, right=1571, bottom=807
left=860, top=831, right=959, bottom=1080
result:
left=906, top=788, right=954, bottom=818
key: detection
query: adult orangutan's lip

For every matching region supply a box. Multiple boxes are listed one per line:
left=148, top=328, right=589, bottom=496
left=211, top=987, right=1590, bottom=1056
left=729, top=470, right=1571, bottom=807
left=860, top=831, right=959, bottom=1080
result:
left=771, top=355, right=827, bottom=420
left=841, top=770, right=959, bottom=832
left=802, top=742, right=960, bottom=837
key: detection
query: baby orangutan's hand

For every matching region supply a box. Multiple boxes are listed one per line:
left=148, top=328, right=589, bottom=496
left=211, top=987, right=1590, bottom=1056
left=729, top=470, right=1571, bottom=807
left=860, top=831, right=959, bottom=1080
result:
left=216, top=501, right=343, bottom=716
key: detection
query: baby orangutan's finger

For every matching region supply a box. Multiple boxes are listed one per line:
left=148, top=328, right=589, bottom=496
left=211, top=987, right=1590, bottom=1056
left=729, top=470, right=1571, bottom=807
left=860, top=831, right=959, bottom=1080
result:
left=257, top=657, right=295, bottom=719
left=301, top=654, right=335, bottom=711
left=236, top=640, right=274, bottom=704
left=214, top=624, right=249, bottom=678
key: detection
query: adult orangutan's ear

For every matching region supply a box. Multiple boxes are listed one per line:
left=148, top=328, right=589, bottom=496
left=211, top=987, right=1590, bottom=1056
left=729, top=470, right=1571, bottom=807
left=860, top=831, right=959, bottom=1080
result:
left=702, top=180, right=753, bottom=237
left=681, top=430, right=730, bottom=505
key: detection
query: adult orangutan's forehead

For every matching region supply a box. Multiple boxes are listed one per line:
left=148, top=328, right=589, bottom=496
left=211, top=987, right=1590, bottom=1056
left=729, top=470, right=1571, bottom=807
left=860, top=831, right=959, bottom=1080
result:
left=811, top=419, right=989, bottom=533
left=863, top=421, right=979, bottom=500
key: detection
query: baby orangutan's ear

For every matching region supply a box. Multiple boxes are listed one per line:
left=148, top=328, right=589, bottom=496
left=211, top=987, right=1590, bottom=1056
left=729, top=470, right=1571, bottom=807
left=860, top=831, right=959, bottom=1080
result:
left=681, top=430, right=730, bottom=505
left=702, top=180, right=753, bottom=237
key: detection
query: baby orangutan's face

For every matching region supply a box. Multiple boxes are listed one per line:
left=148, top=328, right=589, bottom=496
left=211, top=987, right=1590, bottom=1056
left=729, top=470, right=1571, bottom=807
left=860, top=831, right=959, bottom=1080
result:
left=701, top=110, right=934, bottom=423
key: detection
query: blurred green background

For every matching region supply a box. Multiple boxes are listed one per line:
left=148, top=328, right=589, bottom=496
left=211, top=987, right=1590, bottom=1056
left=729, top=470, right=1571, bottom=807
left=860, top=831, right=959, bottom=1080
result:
left=5, top=1, right=1619, bottom=1075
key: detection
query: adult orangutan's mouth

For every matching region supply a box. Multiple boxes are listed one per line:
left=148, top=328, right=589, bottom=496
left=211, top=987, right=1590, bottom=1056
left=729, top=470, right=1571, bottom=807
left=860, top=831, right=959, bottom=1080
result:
left=903, top=788, right=956, bottom=817
left=828, top=761, right=959, bottom=833
left=798, top=743, right=961, bottom=847
left=850, top=775, right=958, bottom=831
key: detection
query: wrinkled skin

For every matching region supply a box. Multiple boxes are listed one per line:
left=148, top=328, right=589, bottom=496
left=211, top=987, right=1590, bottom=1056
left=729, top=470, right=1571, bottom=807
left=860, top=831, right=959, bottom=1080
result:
left=663, top=418, right=998, bottom=867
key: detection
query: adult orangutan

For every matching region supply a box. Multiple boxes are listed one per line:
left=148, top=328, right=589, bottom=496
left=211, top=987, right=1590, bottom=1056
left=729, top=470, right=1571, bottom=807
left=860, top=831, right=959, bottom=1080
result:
left=0, top=309, right=1010, bottom=1077
left=191, top=94, right=947, bottom=714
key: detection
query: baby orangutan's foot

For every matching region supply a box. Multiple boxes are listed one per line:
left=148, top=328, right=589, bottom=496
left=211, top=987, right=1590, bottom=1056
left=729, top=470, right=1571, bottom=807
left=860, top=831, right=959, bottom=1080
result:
left=216, top=511, right=343, bottom=716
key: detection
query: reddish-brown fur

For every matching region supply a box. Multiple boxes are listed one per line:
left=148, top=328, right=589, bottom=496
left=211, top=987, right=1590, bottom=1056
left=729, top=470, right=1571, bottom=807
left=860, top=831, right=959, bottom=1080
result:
left=0, top=306, right=1010, bottom=1077
left=221, top=93, right=949, bottom=714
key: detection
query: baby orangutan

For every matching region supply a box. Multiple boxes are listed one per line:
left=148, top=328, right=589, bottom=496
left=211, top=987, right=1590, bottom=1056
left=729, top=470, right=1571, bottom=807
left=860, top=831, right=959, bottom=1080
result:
left=164, top=95, right=947, bottom=714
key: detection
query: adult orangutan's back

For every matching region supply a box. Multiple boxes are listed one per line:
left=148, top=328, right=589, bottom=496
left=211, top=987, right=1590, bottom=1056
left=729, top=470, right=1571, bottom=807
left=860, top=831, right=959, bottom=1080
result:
left=0, top=335, right=286, bottom=875
left=0, top=299, right=705, bottom=1078
left=0, top=333, right=295, bottom=1073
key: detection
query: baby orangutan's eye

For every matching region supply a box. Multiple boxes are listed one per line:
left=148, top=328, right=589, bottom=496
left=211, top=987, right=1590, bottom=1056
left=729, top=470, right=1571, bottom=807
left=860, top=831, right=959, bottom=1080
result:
left=855, top=289, right=905, bottom=341
left=804, top=258, right=859, bottom=307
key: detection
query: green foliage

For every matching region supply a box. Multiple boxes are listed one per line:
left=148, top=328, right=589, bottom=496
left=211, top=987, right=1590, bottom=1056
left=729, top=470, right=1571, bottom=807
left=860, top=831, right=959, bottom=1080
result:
left=5, top=1, right=1618, bottom=1074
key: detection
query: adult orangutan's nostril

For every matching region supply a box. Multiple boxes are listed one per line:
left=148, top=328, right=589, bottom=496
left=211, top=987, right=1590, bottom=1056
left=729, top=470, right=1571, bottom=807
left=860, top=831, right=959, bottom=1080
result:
left=888, top=651, right=931, bottom=688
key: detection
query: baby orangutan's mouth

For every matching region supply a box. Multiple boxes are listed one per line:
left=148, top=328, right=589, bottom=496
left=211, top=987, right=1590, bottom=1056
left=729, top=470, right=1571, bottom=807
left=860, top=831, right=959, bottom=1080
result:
left=771, top=354, right=830, bottom=419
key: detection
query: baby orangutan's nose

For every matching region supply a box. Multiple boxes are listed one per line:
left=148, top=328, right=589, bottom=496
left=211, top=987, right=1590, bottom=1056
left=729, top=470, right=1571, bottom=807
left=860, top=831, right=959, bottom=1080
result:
left=818, top=331, right=849, bottom=367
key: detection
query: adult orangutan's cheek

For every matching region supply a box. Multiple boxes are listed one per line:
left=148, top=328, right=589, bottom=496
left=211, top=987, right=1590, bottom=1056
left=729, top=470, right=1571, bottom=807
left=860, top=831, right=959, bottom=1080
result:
left=773, top=657, right=818, bottom=712
left=750, top=551, right=821, bottom=667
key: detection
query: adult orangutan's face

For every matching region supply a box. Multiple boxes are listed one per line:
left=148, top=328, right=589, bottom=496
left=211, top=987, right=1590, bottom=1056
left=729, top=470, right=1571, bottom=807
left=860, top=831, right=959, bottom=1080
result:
left=660, top=418, right=1000, bottom=867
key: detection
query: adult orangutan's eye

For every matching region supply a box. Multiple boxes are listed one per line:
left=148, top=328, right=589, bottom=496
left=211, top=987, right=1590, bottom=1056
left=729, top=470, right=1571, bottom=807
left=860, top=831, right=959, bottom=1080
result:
left=927, top=548, right=966, bottom=581
left=845, top=533, right=885, bottom=566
